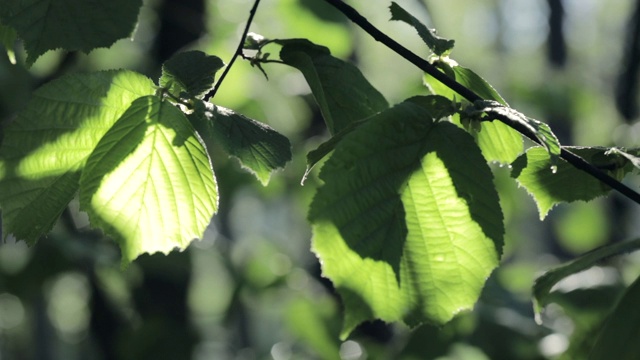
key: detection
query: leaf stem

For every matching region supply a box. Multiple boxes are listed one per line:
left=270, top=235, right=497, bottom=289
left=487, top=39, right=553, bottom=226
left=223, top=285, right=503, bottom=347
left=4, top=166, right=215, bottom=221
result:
left=323, top=0, right=640, bottom=205
left=206, top=0, right=262, bottom=100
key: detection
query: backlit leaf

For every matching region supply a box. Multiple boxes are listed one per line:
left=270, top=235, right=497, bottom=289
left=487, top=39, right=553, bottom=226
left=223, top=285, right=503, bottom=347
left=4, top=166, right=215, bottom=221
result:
left=80, top=96, right=218, bottom=264
left=424, top=63, right=523, bottom=164
left=277, top=39, right=388, bottom=135
left=303, top=95, right=455, bottom=183
left=511, top=146, right=634, bottom=219
left=309, top=100, right=503, bottom=338
left=389, top=2, right=454, bottom=56
left=160, top=51, right=225, bottom=99
left=0, top=70, right=155, bottom=243
left=189, top=101, right=291, bottom=185
left=472, top=100, right=560, bottom=165
left=0, top=0, right=142, bottom=65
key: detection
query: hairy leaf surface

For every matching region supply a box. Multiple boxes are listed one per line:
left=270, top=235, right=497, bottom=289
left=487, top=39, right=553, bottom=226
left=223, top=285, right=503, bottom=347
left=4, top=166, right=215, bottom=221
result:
left=0, top=0, right=142, bottom=65
left=80, top=96, right=218, bottom=264
left=160, top=51, right=225, bottom=99
left=0, top=70, right=155, bottom=243
left=189, top=101, right=291, bottom=185
left=511, top=146, right=634, bottom=219
left=309, top=100, right=503, bottom=337
left=278, top=39, right=388, bottom=135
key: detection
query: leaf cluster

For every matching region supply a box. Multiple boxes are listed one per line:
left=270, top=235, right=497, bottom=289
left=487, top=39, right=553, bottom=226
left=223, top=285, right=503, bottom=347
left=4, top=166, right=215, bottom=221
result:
left=1, top=1, right=640, bottom=357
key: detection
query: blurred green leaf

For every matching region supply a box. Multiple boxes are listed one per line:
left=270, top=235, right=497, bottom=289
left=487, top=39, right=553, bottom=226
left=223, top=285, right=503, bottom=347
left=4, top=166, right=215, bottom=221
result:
left=0, top=21, right=16, bottom=63
left=389, top=2, right=454, bottom=57
left=160, top=51, right=224, bottom=100
left=286, top=296, right=340, bottom=359
left=0, top=70, right=155, bottom=243
left=0, top=0, right=142, bottom=65
left=589, top=273, right=640, bottom=360
left=309, top=99, right=503, bottom=338
left=80, top=96, right=218, bottom=264
left=189, top=101, right=291, bottom=185
left=555, top=202, right=609, bottom=254
left=277, top=39, right=388, bottom=135
left=554, top=287, right=623, bottom=360
left=533, top=238, right=640, bottom=317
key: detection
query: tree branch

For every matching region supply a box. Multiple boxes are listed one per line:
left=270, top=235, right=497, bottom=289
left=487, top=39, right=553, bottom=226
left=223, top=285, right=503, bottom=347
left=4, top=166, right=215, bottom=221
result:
left=323, top=0, right=640, bottom=205
left=206, top=0, right=262, bottom=100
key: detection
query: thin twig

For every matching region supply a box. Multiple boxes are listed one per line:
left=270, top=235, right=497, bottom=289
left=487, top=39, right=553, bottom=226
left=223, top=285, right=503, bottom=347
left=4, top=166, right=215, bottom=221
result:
left=323, top=0, right=640, bottom=205
left=206, top=0, right=262, bottom=100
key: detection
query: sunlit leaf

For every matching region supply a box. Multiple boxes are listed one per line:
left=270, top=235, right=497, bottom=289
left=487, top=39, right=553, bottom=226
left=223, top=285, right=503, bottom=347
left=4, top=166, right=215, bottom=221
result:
left=450, top=65, right=508, bottom=106
left=244, top=32, right=268, bottom=50
left=511, top=146, right=634, bottom=219
left=589, top=272, right=640, bottom=360
left=424, top=62, right=523, bottom=164
left=473, top=100, right=560, bottom=165
left=303, top=95, right=455, bottom=183
left=533, top=238, right=640, bottom=319
left=160, top=51, right=225, bottom=99
left=309, top=100, right=503, bottom=338
left=277, top=39, right=388, bottom=135
left=389, top=2, right=454, bottom=56
left=602, top=147, right=640, bottom=173
left=80, top=96, right=218, bottom=264
left=189, top=101, right=291, bottom=185
left=0, top=0, right=142, bottom=65
left=0, top=70, right=155, bottom=243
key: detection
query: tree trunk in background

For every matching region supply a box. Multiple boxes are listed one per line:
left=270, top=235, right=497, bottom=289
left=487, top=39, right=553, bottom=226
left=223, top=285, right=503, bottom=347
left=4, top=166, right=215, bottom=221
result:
left=547, top=0, right=567, bottom=68
left=616, top=0, right=640, bottom=122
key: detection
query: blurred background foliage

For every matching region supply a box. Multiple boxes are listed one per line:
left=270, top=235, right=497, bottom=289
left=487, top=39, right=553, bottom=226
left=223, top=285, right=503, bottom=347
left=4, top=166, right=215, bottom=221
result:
left=1, top=0, right=640, bottom=359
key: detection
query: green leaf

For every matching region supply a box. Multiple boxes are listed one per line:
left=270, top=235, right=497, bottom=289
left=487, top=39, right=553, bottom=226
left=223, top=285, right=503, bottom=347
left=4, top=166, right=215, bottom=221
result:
left=309, top=100, right=503, bottom=338
left=0, top=70, right=155, bottom=243
left=244, top=32, right=268, bottom=50
left=424, top=63, right=523, bottom=164
left=589, top=272, right=640, bottom=360
left=389, top=2, right=454, bottom=56
left=80, top=96, right=218, bottom=264
left=601, top=147, right=640, bottom=174
left=0, top=0, right=143, bottom=65
left=277, top=39, right=388, bottom=135
left=303, top=119, right=366, bottom=183
left=286, top=297, right=340, bottom=359
left=533, top=238, right=640, bottom=319
left=160, top=51, right=225, bottom=99
left=511, top=146, right=633, bottom=219
left=472, top=100, right=560, bottom=165
left=0, top=21, right=17, bottom=63
left=303, top=95, right=455, bottom=183
left=188, top=101, right=291, bottom=186
left=452, top=65, right=508, bottom=106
